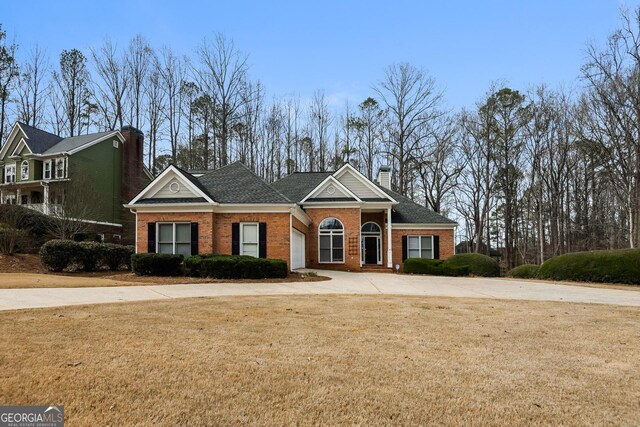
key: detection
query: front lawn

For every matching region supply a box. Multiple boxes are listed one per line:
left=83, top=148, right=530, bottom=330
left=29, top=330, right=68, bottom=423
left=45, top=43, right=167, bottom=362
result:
left=1, top=296, right=638, bottom=425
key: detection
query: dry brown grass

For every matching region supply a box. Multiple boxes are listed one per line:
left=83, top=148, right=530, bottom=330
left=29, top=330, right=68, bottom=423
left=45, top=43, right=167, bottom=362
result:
left=1, top=296, right=638, bottom=426
left=0, top=272, right=328, bottom=288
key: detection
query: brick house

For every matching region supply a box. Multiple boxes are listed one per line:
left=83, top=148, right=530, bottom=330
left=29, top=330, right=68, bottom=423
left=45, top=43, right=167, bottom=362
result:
left=125, top=161, right=457, bottom=271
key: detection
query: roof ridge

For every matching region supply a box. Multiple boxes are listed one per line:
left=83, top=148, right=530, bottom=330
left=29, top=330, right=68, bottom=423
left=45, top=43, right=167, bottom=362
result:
left=236, top=162, right=293, bottom=203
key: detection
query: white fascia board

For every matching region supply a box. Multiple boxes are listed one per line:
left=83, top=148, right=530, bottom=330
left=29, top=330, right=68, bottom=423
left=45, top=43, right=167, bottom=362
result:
left=0, top=123, right=23, bottom=159
left=11, top=138, right=32, bottom=157
left=391, top=223, right=457, bottom=230
left=333, top=163, right=397, bottom=202
left=300, top=175, right=362, bottom=203
left=291, top=206, right=312, bottom=226
left=124, top=204, right=216, bottom=213
left=128, top=165, right=217, bottom=205
left=214, top=204, right=295, bottom=213
left=67, top=131, right=126, bottom=155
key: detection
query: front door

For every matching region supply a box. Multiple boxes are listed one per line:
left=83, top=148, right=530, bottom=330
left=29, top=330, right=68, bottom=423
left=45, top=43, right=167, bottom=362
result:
left=364, top=236, right=378, bottom=264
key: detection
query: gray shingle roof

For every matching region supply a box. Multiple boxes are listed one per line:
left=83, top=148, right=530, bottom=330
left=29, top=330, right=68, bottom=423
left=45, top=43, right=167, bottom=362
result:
left=271, top=172, right=332, bottom=202
left=197, top=161, right=292, bottom=204
left=17, top=122, right=63, bottom=154
left=136, top=197, right=207, bottom=204
left=272, top=170, right=456, bottom=225
left=43, top=131, right=116, bottom=154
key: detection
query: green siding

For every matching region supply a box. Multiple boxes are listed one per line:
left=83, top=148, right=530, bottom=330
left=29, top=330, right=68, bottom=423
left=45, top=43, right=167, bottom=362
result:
left=67, top=136, right=122, bottom=224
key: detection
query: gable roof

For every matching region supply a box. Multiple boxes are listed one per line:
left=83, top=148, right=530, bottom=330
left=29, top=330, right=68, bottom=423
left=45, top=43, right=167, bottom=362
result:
left=377, top=186, right=457, bottom=224
left=42, top=131, right=116, bottom=154
left=271, top=171, right=332, bottom=202
left=14, top=122, right=63, bottom=154
left=196, top=161, right=292, bottom=204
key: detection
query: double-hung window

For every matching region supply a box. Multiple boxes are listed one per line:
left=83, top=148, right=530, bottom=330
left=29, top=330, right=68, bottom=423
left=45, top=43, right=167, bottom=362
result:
left=240, top=223, right=259, bottom=257
left=319, top=217, right=344, bottom=263
left=55, top=158, right=65, bottom=178
left=407, top=236, right=433, bottom=259
left=4, top=164, right=15, bottom=183
left=157, top=223, right=191, bottom=256
left=43, top=160, right=52, bottom=180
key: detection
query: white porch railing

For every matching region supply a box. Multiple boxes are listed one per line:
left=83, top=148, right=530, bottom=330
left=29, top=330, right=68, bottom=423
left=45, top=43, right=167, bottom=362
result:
left=23, top=203, right=64, bottom=216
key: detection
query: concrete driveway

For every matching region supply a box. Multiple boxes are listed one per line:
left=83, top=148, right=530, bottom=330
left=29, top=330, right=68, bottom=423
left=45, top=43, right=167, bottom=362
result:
left=0, top=269, right=639, bottom=311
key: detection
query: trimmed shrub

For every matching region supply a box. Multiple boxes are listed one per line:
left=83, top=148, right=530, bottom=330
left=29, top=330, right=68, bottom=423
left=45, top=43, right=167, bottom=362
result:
left=103, top=244, right=135, bottom=270
left=189, top=254, right=288, bottom=279
left=442, top=253, right=500, bottom=277
left=39, top=239, right=83, bottom=272
left=507, top=264, right=540, bottom=279
left=404, top=258, right=469, bottom=277
left=537, top=249, right=640, bottom=284
left=404, top=258, right=444, bottom=275
left=131, top=253, right=184, bottom=276
left=76, top=241, right=106, bottom=272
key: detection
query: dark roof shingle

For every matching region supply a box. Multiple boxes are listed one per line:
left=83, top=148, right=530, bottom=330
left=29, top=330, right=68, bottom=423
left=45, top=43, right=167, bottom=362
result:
left=271, top=172, right=331, bottom=202
left=17, top=122, right=63, bottom=154
left=197, top=162, right=292, bottom=204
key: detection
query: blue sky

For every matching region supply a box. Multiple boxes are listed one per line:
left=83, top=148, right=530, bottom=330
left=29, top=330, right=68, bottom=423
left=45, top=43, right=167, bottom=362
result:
left=3, top=0, right=629, bottom=110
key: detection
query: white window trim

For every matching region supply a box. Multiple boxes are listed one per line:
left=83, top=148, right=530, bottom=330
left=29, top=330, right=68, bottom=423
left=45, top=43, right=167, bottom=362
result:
left=156, top=222, right=191, bottom=256
left=407, top=235, right=434, bottom=259
left=55, top=157, right=67, bottom=179
left=4, top=163, right=16, bottom=183
left=43, top=160, right=52, bottom=180
left=361, top=221, right=383, bottom=265
left=240, top=222, right=259, bottom=258
left=318, top=217, right=345, bottom=264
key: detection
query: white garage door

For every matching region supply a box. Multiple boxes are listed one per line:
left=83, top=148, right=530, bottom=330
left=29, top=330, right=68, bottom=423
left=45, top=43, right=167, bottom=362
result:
left=291, top=229, right=306, bottom=270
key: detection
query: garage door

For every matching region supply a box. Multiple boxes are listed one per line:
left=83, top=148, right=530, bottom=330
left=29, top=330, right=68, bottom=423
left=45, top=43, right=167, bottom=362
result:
left=291, top=229, right=306, bottom=270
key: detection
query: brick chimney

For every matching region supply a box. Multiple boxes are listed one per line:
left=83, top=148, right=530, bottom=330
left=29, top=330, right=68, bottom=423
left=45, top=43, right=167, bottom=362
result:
left=377, top=165, right=391, bottom=189
left=120, top=125, right=145, bottom=204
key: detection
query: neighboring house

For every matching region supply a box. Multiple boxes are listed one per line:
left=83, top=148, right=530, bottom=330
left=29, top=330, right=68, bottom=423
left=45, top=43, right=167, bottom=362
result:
left=0, top=122, right=150, bottom=242
left=126, top=161, right=457, bottom=271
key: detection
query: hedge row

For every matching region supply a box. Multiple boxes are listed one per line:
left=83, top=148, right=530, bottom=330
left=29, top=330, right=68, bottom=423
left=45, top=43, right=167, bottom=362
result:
left=40, top=240, right=134, bottom=272
left=185, top=254, right=288, bottom=279
left=404, top=253, right=500, bottom=277
left=131, top=253, right=184, bottom=276
left=536, top=248, right=640, bottom=284
left=506, top=264, right=540, bottom=279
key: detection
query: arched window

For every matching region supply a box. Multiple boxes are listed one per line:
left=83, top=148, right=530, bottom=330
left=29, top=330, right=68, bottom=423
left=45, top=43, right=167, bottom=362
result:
left=361, top=222, right=381, bottom=234
left=319, top=217, right=344, bottom=263
left=21, top=160, right=29, bottom=180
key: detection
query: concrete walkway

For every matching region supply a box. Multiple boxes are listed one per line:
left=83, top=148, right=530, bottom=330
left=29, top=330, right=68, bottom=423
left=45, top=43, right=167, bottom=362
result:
left=1, top=269, right=639, bottom=311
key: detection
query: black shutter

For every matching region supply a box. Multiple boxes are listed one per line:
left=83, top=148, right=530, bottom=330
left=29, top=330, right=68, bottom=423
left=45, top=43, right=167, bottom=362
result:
left=259, top=222, right=267, bottom=258
left=147, top=222, right=156, bottom=253
left=231, top=223, right=240, bottom=255
left=433, top=235, right=440, bottom=259
left=402, top=235, right=407, bottom=261
left=191, top=223, right=199, bottom=255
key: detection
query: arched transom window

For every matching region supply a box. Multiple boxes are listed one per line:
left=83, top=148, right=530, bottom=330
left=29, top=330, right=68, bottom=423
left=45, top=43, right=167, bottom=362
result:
left=319, top=217, right=344, bottom=263
left=21, top=160, right=29, bottom=180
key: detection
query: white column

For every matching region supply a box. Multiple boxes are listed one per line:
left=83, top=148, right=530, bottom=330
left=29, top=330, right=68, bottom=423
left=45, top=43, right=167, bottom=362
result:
left=16, top=188, right=21, bottom=205
left=43, top=184, right=50, bottom=215
left=0, top=190, right=3, bottom=204
left=387, top=207, right=393, bottom=268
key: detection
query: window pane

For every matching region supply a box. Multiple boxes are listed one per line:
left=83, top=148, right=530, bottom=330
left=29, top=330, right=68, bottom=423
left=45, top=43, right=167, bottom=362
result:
left=176, top=223, right=191, bottom=242
left=421, top=236, right=432, bottom=250
left=158, top=224, right=173, bottom=242
left=158, top=243, right=173, bottom=254
left=319, top=235, right=331, bottom=262
left=332, top=248, right=343, bottom=262
left=242, top=224, right=258, bottom=243
left=319, top=218, right=343, bottom=230
left=361, top=223, right=380, bottom=233
left=408, top=236, right=419, bottom=250
left=408, top=249, right=420, bottom=258
left=176, top=243, right=191, bottom=257
left=332, top=234, right=343, bottom=249
left=421, top=248, right=432, bottom=259
left=242, top=243, right=258, bottom=258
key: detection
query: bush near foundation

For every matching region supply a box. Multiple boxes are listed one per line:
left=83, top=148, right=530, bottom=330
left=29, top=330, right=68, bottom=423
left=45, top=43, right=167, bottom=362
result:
left=185, top=254, right=288, bottom=279
left=537, top=249, right=640, bottom=285
left=40, top=239, right=135, bottom=272
left=404, top=253, right=499, bottom=277
left=131, top=253, right=184, bottom=276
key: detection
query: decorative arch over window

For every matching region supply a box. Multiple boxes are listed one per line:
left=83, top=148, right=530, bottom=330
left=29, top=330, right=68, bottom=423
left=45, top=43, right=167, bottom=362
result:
left=21, top=160, right=29, bottom=180
left=319, top=217, right=344, bottom=263
left=361, top=222, right=381, bottom=234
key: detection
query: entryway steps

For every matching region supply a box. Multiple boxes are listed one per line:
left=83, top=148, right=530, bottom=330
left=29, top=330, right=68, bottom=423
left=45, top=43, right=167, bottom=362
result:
left=361, top=265, right=394, bottom=273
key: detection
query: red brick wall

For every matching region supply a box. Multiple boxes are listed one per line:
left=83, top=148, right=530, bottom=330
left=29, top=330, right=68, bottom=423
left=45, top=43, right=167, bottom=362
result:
left=213, top=212, right=291, bottom=268
left=136, top=212, right=214, bottom=254
left=305, top=208, right=361, bottom=271
left=391, top=228, right=455, bottom=269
